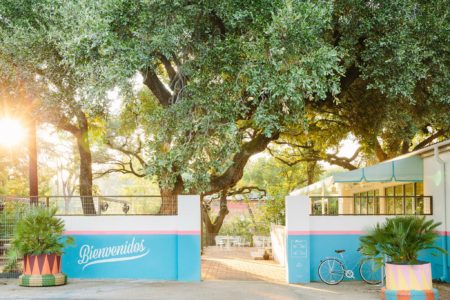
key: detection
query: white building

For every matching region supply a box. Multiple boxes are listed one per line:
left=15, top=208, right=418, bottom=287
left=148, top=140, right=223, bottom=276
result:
left=286, top=139, right=450, bottom=283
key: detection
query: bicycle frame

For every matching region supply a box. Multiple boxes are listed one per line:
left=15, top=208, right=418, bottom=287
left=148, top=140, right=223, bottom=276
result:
left=323, top=252, right=359, bottom=279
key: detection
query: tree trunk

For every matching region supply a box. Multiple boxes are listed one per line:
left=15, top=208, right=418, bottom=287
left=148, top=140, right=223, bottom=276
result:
left=159, top=188, right=178, bottom=215
left=76, top=112, right=96, bottom=215
left=374, top=140, right=388, bottom=162
left=306, top=161, right=317, bottom=185
left=28, top=119, right=38, bottom=205
left=202, top=192, right=229, bottom=246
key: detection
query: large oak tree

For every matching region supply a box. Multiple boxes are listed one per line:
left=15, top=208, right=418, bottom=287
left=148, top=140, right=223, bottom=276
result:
left=1, top=1, right=448, bottom=233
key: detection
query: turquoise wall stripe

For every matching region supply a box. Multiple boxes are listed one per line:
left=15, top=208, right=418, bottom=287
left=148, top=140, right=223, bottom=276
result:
left=177, top=235, right=201, bottom=281
left=286, top=235, right=310, bottom=283
left=287, top=234, right=449, bottom=283
left=62, top=234, right=200, bottom=281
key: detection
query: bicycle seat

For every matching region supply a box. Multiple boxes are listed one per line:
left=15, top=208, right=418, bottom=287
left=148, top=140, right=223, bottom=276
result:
left=335, top=249, right=346, bottom=253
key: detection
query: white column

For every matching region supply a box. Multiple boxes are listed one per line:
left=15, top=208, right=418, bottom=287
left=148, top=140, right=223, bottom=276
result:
left=285, top=195, right=311, bottom=283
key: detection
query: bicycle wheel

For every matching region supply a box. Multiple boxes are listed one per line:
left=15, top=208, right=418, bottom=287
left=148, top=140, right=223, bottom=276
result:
left=318, top=258, right=345, bottom=285
left=359, top=258, right=382, bottom=285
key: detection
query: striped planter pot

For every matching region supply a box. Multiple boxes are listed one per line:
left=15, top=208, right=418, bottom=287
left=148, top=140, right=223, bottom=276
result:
left=385, top=262, right=432, bottom=291
left=19, top=273, right=67, bottom=287
left=23, top=254, right=62, bottom=275
left=381, top=288, right=439, bottom=300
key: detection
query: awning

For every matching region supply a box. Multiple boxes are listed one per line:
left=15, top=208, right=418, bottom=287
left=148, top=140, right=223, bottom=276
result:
left=333, top=155, right=423, bottom=183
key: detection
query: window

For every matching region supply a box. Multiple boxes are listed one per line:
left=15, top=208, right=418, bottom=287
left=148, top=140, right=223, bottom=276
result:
left=353, top=189, right=379, bottom=215
left=384, top=183, right=427, bottom=215
left=353, top=184, right=428, bottom=216
left=328, top=197, right=339, bottom=215
left=394, top=185, right=404, bottom=214
left=354, top=193, right=360, bottom=214
left=310, top=182, right=430, bottom=216
left=311, top=199, right=322, bottom=215
left=415, top=182, right=424, bottom=214
left=367, top=190, right=379, bottom=214
left=385, top=187, right=395, bottom=214
left=311, top=197, right=338, bottom=215
left=360, top=192, right=368, bottom=214
left=404, top=183, right=414, bottom=214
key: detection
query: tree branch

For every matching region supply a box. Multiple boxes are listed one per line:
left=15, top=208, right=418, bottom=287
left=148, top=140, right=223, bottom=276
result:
left=142, top=68, right=172, bottom=107
left=207, top=132, right=280, bottom=194
left=159, top=55, right=177, bottom=83
left=374, top=139, right=388, bottom=162
left=94, top=159, right=146, bottom=179
left=106, top=138, right=147, bottom=168
left=412, top=129, right=445, bottom=151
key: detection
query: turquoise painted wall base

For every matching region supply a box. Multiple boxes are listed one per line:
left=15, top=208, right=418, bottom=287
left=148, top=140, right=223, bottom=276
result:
left=381, top=288, right=439, bottom=300
left=62, top=234, right=200, bottom=281
left=287, top=234, right=449, bottom=284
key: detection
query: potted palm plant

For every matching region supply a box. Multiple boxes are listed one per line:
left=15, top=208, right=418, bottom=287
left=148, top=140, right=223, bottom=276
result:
left=8, top=206, right=74, bottom=287
left=360, top=216, right=446, bottom=295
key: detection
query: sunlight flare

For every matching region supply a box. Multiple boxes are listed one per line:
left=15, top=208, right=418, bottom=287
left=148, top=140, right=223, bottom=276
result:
left=0, top=117, right=27, bottom=147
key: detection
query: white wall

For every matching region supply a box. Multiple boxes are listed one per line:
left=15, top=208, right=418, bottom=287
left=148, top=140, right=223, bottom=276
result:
left=423, top=151, right=450, bottom=233
left=61, top=195, right=200, bottom=233
left=270, top=224, right=286, bottom=266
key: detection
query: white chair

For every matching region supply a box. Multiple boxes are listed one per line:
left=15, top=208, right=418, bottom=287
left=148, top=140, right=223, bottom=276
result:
left=253, top=236, right=264, bottom=248
left=235, top=236, right=250, bottom=247
left=215, top=236, right=225, bottom=248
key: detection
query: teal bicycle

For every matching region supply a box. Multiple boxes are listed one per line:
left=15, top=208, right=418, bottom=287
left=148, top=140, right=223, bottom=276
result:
left=318, top=249, right=382, bottom=285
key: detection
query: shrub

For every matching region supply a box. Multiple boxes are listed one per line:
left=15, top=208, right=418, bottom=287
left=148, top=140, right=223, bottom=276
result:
left=359, top=216, right=446, bottom=264
left=10, top=206, right=74, bottom=256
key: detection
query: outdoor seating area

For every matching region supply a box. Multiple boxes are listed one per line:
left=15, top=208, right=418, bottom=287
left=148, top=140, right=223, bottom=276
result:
left=214, top=236, right=251, bottom=248
left=214, top=235, right=271, bottom=249
left=214, top=235, right=275, bottom=261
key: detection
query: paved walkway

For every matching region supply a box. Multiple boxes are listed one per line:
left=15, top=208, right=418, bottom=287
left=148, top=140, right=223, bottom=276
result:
left=0, top=278, right=448, bottom=299
left=201, top=246, right=285, bottom=283
left=0, top=279, right=382, bottom=300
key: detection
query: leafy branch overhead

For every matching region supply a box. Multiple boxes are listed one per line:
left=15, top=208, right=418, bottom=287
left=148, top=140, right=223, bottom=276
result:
left=0, top=0, right=449, bottom=202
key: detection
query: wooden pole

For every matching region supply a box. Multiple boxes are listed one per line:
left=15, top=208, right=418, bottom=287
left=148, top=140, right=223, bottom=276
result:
left=29, top=118, right=38, bottom=204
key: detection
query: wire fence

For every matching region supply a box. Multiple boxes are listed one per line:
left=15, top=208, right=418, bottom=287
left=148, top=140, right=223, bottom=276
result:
left=0, top=195, right=178, bottom=216
left=0, top=198, right=26, bottom=278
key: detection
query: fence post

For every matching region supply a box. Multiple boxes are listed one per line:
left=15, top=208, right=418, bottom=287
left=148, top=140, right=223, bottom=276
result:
left=286, top=195, right=311, bottom=283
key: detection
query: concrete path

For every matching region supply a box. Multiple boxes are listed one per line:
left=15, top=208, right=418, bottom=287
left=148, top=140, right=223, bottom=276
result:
left=202, top=246, right=285, bottom=283
left=1, top=278, right=449, bottom=299
left=0, top=279, right=381, bottom=300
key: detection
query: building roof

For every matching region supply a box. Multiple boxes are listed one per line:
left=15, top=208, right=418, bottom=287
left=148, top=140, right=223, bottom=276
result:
left=290, top=138, right=450, bottom=196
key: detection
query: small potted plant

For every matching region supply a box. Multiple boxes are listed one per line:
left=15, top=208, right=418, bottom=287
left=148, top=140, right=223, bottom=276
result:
left=359, top=216, right=446, bottom=294
left=8, top=206, right=74, bottom=287
left=263, top=249, right=270, bottom=260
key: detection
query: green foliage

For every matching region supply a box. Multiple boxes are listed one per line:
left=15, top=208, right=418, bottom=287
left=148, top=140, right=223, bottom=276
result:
left=219, top=218, right=253, bottom=245
left=239, top=156, right=320, bottom=226
left=10, top=206, right=74, bottom=256
left=0, top=0, right=449, bottom=198
left=260, top=198, right=286, bottom=226
left=359, top=216, right=447, bottom=264
left=219, top=217, right=268, bottom=244
left=3, top=247, right=20, bottom=273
